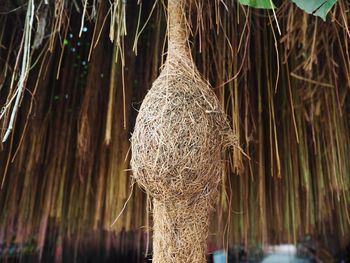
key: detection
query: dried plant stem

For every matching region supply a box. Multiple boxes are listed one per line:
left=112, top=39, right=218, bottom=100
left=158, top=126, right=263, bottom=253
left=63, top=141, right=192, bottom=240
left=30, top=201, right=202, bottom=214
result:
left=131, top=0, right=235, bottom=262
left=153, top=200, right=210, bottom=263
left=2, top=0, right=34, bottom=142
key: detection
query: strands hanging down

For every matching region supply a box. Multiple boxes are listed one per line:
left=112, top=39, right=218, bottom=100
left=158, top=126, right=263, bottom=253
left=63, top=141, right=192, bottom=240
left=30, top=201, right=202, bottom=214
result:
left=0, top=0, right=350, bottom=261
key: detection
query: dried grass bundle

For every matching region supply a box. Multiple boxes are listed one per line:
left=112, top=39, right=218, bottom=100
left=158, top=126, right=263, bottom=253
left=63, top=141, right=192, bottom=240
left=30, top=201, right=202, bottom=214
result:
left=130, top=0, right=235, bottom=262
left=1, top=0, right=350, bottom=261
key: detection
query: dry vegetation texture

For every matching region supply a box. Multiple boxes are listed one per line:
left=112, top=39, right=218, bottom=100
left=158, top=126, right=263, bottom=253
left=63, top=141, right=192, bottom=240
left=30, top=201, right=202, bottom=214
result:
left=0, top=0, right=350, bottom=261
left=130, top=1, right=233, bottom=262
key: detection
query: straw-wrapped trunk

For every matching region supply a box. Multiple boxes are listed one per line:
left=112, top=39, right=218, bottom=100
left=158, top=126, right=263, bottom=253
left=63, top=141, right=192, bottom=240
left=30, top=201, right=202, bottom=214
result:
left=0, top=0, right=350, bottom=261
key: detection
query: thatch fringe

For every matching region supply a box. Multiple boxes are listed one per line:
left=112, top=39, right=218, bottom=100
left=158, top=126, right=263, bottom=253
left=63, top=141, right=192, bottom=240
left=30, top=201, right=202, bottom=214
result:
left=0, top=0, right=349, bottom=261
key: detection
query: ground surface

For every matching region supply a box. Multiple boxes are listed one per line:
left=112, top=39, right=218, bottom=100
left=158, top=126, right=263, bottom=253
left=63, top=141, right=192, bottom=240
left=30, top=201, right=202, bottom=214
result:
left=261, top=253, right=311, bottom=263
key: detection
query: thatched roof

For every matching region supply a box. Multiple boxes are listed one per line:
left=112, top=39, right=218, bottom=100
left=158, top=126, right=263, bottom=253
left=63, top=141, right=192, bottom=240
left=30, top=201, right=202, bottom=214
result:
left=0, top=0, right=349, bottom=261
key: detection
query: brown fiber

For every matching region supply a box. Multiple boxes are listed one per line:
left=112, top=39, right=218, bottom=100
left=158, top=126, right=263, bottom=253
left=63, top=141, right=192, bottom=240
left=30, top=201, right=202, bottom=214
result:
left=130, top=0, right=235, bottom=262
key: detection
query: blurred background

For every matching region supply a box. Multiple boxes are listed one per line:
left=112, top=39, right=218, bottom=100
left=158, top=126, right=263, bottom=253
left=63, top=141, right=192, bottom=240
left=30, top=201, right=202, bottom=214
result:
left=0, top=0, right=350, bottom=262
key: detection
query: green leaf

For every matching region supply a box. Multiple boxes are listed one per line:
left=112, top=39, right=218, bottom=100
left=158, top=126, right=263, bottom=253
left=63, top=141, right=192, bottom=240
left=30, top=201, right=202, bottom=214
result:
left=239, top=0, right=275, bottom=9
left=290, top=0, right=338, bottom=21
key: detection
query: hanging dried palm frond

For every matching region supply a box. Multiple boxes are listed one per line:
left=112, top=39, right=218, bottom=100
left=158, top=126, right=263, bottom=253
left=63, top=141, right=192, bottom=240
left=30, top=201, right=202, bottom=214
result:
left=0, top=0, right=349, bottom=262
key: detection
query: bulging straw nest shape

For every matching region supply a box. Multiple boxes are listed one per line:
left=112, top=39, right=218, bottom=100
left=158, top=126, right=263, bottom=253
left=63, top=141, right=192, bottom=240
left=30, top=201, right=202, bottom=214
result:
left=131, top=0, right=232, bottom=204
left=130, top=0, right=235, bottom=262
left=131, top=62, right=231, bottom=203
